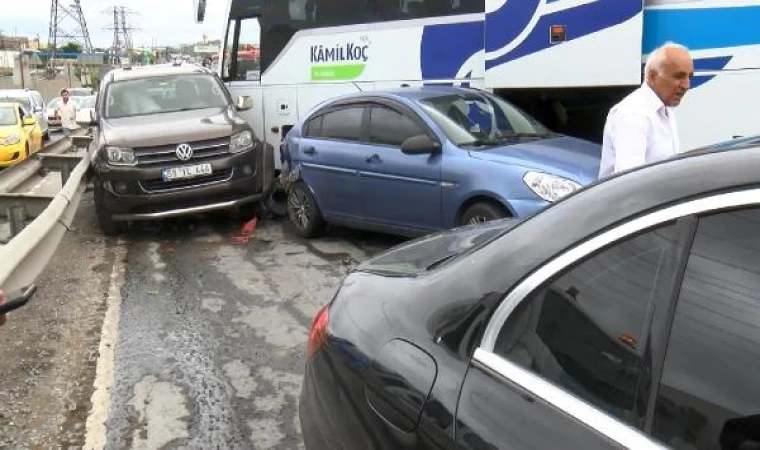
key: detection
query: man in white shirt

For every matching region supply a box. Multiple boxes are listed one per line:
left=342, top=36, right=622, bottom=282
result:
left=55, top=88, right=79, bottom=136
left=598, top=42, right=694, bottom=178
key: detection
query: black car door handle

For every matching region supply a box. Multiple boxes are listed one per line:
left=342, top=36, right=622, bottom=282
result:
left=303, top=146, right=316, bottom=155
left=366, top=153, right=381, bottom=163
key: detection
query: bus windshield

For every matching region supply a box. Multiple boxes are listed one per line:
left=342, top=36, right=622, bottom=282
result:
left=417, top=91, right=554, bottom=147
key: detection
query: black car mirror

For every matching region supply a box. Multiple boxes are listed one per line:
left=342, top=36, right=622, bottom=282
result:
left=401, top=134, right=440, bottom=155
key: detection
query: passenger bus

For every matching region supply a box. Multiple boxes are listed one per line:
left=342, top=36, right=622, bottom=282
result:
left=194, top=0, right=760, bottom=170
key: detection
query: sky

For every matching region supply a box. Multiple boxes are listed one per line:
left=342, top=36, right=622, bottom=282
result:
left=0, top=0, right=227, bottom=49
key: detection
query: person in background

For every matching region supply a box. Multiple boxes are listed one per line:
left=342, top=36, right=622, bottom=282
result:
left=55, top=88, right=79, bottom=136
left=598, top=42, right=694, bottom=178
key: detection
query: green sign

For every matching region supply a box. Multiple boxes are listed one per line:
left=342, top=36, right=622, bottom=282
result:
left=310, top=63, right=366, bottom=81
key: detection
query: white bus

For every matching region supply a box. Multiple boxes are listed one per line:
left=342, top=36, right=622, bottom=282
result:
left=195, top=0, right=760, bottom=171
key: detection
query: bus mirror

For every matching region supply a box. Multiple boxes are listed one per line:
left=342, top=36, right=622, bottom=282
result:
left=193, top=0, right=206, bottom=23
left=236, top=96, right=253, bottom=111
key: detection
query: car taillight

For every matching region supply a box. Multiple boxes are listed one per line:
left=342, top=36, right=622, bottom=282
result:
left=307, top=304, right=329, bottom=359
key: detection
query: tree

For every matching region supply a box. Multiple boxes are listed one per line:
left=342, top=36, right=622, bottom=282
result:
left=60, top=42, right=82, bottom=53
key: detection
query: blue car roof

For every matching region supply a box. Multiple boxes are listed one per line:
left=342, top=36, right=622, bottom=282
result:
left=328, top=86, right=485, bottom=104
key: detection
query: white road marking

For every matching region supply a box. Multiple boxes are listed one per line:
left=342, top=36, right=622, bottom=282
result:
left=83, top=238, right=127, bottom=450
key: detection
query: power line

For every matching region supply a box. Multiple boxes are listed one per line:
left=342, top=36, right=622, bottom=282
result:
left=47, top=0, right=94, bottom=64
left=102, top=5, right=140, bottom=64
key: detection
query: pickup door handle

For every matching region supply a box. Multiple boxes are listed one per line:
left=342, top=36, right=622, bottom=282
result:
left=366, top=153, right=381, bottom=163
left=302, top=146, right=316, bottom=155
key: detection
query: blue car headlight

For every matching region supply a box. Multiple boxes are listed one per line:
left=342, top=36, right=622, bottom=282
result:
left=523, top=171, right=581, bottom=202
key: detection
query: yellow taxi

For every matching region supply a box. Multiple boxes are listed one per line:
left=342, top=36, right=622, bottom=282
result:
left=0, top=101, right=43, bottom=168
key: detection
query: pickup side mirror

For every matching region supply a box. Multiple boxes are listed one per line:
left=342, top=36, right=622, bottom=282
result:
left=401, top=134, right=440, bottom=155
left=236, top=95, right=253, bottom=111
left=22, top=116, right=36, bottom=127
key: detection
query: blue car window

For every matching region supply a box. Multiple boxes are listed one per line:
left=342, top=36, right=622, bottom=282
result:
left=369, top=106, right=423, bottom=147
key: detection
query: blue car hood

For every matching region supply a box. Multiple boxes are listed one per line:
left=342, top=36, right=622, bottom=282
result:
left=469, top=136, right=601, bottom=183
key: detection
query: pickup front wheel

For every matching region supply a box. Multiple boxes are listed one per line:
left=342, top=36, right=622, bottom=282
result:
left=94, top=181, right=124, bottom=236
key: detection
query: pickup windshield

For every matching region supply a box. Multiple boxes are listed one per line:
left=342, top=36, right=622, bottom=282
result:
left=104, top=74, right=229, bottom=119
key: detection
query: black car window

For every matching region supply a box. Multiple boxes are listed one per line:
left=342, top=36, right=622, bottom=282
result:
left=494, top=224, right=679, bottom=427
left=653, top=208, right=760, bottom=449
left=369, top=106, right=424, bottom=147
left=318, top=107, right=363, bottom=141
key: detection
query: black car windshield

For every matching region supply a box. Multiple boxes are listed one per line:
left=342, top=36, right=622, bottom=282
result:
left=417, top=91, right=553, bottom=147
left=0, top=106, right=17, bottom=126
left=104, top=74, right=229, bottom=119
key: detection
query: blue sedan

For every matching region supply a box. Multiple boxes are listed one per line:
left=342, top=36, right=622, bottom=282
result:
left=280, top=86, right=601, bottom=238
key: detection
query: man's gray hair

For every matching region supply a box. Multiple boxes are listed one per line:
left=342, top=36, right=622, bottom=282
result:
left=645, top=41, right=689, bottom=76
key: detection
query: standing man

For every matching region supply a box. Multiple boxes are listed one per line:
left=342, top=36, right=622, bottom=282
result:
left=55, top=88, right=79, bottom=136
left=598, top=42, right=694, bottom=178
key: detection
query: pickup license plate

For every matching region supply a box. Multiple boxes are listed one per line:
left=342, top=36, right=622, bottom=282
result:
left=162, top=163, right=212, bottom=182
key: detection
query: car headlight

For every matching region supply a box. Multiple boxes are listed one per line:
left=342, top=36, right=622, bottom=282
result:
left=105, top=146, right=137, bottom=165
left=523, top=171, right=582, bottom=202
left=2, top=133, right=21, bottom=146
left=229, top=130, right=254, bottom=153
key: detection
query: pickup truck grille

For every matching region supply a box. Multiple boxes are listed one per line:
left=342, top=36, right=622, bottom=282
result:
left=133, top=137, right=230, bottom=166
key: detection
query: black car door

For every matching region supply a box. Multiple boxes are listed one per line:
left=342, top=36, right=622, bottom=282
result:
left=456, top=221, right=688, bottom=449
left=651, top=207, right=760, bottom=449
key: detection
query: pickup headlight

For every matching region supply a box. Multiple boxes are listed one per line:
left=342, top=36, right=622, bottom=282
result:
left=2, top=133, right=21, bottom=146
left=105, top=146, right=137, bottom=165
left=523, top=171, right=581, bottom=202
left=230, top=130, right=254, bottom=153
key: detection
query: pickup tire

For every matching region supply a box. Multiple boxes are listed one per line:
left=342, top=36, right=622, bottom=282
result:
left=94, top=181, right=124, bottom=236
left=287, top=181, right=325, bottom=238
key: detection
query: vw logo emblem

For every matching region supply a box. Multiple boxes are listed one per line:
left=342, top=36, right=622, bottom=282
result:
left=175, top=143, right=193, bottom=161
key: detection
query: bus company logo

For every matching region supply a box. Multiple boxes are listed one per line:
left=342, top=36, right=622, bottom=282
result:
left=309, top=38, right=370, bottom=81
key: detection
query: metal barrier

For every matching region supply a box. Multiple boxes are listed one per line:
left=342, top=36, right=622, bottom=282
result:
left=0, top=132, right=92, bottom=292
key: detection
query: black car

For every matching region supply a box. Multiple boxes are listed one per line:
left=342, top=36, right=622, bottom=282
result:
left=300, top=141, right=760, bottom=450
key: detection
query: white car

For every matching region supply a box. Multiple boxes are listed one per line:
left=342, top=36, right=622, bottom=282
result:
left=74, top=95, right=97, bottom=125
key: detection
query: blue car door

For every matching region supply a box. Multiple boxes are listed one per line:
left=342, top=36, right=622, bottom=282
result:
left=359, top=103, right=442, bottom=232
left=297, top=105, right=367, bottom=221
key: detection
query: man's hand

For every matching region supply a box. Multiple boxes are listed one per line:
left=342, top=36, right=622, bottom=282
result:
left=0, top=290, right=7, bottom=326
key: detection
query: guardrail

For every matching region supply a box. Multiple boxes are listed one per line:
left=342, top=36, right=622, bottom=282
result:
left=0, top=132, right=92, bottom=292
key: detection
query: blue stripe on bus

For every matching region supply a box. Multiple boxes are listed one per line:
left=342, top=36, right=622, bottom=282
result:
left=420, top=20, right=484, bottom=80
left=484, top=0, right=541, bottom=53
left=693, top=56, right=733, bottom=72
left=643, top=6, right=760, bottom=54
left=485, top=0, right=641, bottom=69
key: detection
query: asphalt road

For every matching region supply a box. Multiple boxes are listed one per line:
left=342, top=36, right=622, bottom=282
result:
left=0, top=193, right=403, bottom=449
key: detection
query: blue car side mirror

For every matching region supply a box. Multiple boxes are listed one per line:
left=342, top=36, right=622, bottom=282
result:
left=401, top=134, right=440, bottom=155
